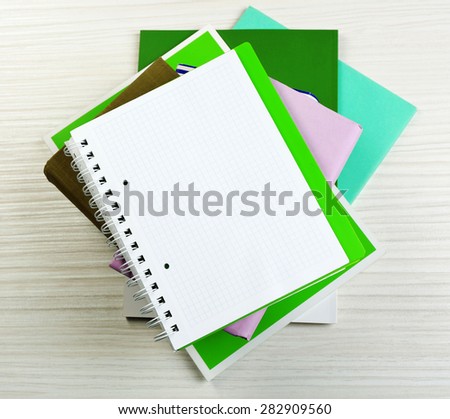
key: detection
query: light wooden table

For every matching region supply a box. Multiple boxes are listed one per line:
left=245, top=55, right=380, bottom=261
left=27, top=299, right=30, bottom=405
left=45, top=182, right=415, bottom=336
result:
left=1, top=0, right=449, bottom=398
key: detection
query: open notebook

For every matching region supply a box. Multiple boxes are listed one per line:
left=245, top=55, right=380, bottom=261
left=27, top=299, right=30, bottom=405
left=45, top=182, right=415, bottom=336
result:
left=68, top=44, right=355, bottom=350
left=43, top=28, right=346, bottom=339
left=117, top=65, right=362, bottom=337
left=138, top=28, right=341, bottom=325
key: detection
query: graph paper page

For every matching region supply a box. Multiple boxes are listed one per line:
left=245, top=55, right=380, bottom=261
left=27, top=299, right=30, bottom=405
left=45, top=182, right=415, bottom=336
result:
left=71, top=49, right=348, bottom=350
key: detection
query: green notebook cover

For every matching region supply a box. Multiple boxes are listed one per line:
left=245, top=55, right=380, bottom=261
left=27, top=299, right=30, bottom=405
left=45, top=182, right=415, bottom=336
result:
left=194, top=44, right=374, bottom=369
left=165, top=42, right=363, bottom=349
left=137, top=32, right=377, bottom=374
left=139, top=29, right=338, bottom=112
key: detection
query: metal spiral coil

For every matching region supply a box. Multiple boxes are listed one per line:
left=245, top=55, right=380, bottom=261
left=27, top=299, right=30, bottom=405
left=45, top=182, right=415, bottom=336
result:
left=105, top=230, right=122, bottom=248
left=113, top=247, right=126, bottom=260
left=140, top=302, right=155, bottom=315
left=64, top=139, right=87, bottom=156
left=64, top=143, right=76, bottom=157
left=82, top=180, right=96, bottom=196
left=68, top=137, right=179, bottom=344
left=125, top=273, right=140, bottom=287
left=100, top=217, right=115, bottom=235
left=154, top=325, right=179, bottom=342
left=89, top=195, right=100, bottom=209
left=133, top=288, right=148, bottom=301
left=70, top=154, right=85, bottom=171
left=146, top=318, right=161, bottom=328
left=94, top=206, right=109, bottom=223
left=77, top=168, right=91, bottom=183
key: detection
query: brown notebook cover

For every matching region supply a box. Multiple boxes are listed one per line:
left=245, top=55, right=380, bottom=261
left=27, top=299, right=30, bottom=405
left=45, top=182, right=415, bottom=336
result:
left=44, top=58, right=179, bottom=230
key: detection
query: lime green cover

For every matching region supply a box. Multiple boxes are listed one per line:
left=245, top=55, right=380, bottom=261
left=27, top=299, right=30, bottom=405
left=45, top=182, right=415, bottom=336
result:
left=185, top=44, right=375, bottom=366
left=139, top=29, right=338, bottom=112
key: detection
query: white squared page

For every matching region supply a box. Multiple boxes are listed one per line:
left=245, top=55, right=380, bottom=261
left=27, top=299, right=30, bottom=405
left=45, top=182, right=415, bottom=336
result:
left=71, top=50, right=348, bottom=350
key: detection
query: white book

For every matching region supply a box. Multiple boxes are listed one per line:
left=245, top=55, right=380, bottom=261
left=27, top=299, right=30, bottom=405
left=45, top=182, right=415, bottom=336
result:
left=123, top=283, right=338, bottom=324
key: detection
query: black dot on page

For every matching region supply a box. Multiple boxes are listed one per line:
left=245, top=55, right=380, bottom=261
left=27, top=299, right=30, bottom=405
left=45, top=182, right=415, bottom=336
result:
left=123, top=180, right=128, bottom=185
left=164, top=263, right=170, bottom=270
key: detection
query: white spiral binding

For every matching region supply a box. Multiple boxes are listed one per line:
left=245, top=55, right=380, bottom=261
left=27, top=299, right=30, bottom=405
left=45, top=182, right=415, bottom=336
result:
left=125, top=273, right=140, bottom=287
left=65, top=139, right=179, bottom=344
left=113, top=247, right=127, bottom=260
left=101, top=217, right=116, bottom=235
left=89, top=196, right=99, bottom=209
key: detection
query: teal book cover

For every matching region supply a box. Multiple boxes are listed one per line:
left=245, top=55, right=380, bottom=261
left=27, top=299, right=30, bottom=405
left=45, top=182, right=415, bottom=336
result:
left=235, top=6, right=416, bottom=203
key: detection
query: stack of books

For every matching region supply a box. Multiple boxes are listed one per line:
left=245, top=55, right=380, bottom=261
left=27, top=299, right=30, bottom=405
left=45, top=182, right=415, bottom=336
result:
left=43, top=7, right=416, bottom=380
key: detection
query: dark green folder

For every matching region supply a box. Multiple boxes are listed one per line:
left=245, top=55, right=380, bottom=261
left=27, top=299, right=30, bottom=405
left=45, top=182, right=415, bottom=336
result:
left=139, top=30, right=338, bottom=112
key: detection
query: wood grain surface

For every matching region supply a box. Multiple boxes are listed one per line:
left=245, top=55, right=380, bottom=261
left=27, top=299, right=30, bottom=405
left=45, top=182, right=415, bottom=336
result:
left=1, top=0, right=449, bottom=398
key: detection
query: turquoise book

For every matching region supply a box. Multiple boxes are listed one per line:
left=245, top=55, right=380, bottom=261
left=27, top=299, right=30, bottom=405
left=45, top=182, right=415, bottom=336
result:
left=236, top=6, right=416, bottom=203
